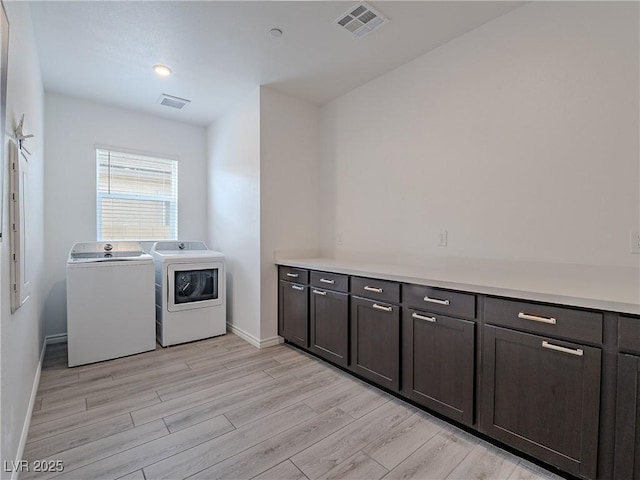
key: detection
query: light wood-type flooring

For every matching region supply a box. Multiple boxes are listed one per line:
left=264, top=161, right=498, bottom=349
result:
left=24, top=333, right=565, bottom=480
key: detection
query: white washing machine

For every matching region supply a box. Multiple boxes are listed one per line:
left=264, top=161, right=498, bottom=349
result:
left=66, top=242, right=156, bottom=367
left=151, top=241, right=226, bottom=347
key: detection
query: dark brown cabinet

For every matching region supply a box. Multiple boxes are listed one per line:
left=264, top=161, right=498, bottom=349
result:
left=351, top=276, right=400, bottom=304
left=310, top=287, right=349, bottom=367
left=615, top=353, right=640, bottom=479
left=481, top=325, right=601, bottom=479
left=402, top=309, right=475, bottom=425
left=276, top=263, right=630, bottom=480
left=279, top=266, right=309, bottom=284
left=278, top=279, right=309, bottom=348
left=404, top=284, right=476, bottom=319
left=619, top=315, right=640, bottom=356
left=484, top=297, right=603, bottom=344
left=350, top=295, right=400, bottom=391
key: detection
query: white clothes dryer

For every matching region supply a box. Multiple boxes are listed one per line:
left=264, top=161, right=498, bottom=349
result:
left=151, top=241, right=226, bottom=346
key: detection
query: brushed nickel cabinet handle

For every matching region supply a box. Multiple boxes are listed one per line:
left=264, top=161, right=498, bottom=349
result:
left=423, top=296, right=450, bottom=306
left=291, top=285, right=304, bottom=291
left=412, top=312, right=436, bottom=323
left=518, top=312, right=557, bottom=325
left=286, top=273, right=299, bottom=278
left=364, top=286, right=383, bottom=293
left=372, top=303, right=392, bottom=312
left=312, top=289, right=327, bottom=296
left=541, top=340, right=583, bottom=356
left=320, top=278, right=335, bottom=284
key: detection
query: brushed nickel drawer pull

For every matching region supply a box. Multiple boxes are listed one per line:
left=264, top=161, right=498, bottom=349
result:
left=412, top=312, right=436, bottom=323
left=320, top=278, right=335, bottom=284
left=373, top=303, right=392, bottom=312
left=518, top=312, right=557, bottom=325
left=423, top=296, right=450, bottom=306
left=291, top=285, right=304, bottom=291
left=286, top=273, right=299, bottom=278
left=364, top=286, right=383, bottom=293
left=312, top=289, right=327, bottom=296
left=541, top=340, right=583, bottom=356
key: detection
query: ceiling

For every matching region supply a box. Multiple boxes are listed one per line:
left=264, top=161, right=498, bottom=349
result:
left=29, top=1, right=522, bottom=126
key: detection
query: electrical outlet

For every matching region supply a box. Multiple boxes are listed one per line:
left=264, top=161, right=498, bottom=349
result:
left=438, top=230, right=448, bottom=247
left=631, top=231, right=640, bottom=254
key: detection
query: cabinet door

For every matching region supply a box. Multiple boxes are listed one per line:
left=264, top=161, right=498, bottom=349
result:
left=350, top=296, right=399, bottom=391
left=310, top=288, right=349, bottom=367
left=615, top=353, right=640, bottom=479
left=481, top=326, right=601, bottom=479
left=402, top=309, right=475, bottom=425
left=278, top=280, right=308, bottom=348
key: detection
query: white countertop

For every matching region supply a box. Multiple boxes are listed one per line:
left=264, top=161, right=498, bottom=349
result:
left=275, top=256, right=640, bottom=315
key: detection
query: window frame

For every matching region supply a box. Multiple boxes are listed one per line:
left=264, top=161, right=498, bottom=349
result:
left=95, top=146, right=179, bottom=241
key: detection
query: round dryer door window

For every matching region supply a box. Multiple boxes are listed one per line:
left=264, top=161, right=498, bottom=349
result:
left=174, top=268, right=218, bottom=304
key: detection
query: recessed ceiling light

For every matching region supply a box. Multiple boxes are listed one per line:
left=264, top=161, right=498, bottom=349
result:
left=153, top=64, right=173, bottom=77
left=269, top=28, right=283, bottom=37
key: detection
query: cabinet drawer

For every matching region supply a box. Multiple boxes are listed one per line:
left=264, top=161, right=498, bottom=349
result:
left=619, top=315, right=640, bottom=355
left=310, top=271, right=348, bottom=293
left=279, top=266, right=309, bottom=284
left=484, top=297, right=603, bottom=345
left=351, top=276, right=400, bottom=304
left=404, top=284, right=476, bottom=319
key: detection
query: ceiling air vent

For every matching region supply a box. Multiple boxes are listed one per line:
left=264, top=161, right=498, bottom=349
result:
left=335, top=2, right=388, bottom=38
left=157, top=94, right=191, bottom=110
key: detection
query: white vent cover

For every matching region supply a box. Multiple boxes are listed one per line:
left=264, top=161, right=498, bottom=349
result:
left=157, top=94, right=191, bottom=110
left=335, top=2, right=388, bottom=38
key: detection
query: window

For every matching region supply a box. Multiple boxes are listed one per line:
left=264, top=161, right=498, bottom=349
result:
left=97, top=148, right=178, bottom=240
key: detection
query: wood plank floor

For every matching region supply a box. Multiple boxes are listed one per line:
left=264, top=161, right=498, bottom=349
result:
left=24, top=333, right=565, bottom=480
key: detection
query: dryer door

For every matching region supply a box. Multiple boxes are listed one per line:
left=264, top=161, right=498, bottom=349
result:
left=167, top=261, right=224, bottom=312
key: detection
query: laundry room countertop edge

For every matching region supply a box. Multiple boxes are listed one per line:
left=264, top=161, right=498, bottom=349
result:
left=275, top=257, right=640, bottom=315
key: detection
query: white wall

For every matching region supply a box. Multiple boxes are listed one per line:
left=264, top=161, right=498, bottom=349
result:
left=0, top=2, right=45, bottom=475
left=320, top=1, right=639, bottom=268
left=207, top=87, right=321, bottom=344
left=44, top=93, right=208, bottom=336
left=207, top=89, right=262, bottom=341
left=259, top=87, right=321, bottom=341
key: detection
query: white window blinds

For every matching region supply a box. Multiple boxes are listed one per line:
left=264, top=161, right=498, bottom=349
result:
left=97, top=148, right=178, bottom=241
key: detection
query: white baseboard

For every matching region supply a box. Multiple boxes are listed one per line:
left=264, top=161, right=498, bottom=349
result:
left=45, top=333, right=67, bottom=344
left=11, top=339, right=46, bottom=480
left=259, top=335, right=284, bottom=348
left=226, top=323, right=283, bottom=349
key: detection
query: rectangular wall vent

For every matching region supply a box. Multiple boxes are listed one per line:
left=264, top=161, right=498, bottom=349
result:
left=335, top=2, right=388, bottom=38
left=157, top=94, right=191, bottom=110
